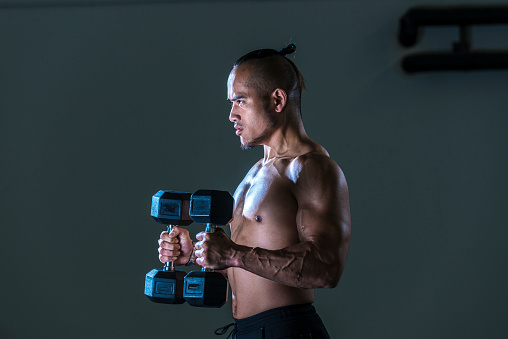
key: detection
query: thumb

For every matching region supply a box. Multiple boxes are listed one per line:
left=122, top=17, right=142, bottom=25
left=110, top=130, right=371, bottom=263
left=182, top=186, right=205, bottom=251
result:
left=171, top=226, right=192, bottom=246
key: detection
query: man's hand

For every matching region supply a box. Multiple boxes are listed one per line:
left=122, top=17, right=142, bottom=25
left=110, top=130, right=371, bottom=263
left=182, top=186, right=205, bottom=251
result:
left=158, top=226, right=194, bottom=266
left=195, top=228, right=237, bottom=270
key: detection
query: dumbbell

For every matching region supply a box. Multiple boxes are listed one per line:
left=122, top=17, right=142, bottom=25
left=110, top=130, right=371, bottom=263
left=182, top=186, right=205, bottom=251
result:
left=183, top=189, right=234, bottom=308
left=144, top=190, right=193, bottom=304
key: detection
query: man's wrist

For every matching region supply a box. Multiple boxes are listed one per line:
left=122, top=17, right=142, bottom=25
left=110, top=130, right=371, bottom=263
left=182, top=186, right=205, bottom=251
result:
left=228, top=243, right=249, bottom=268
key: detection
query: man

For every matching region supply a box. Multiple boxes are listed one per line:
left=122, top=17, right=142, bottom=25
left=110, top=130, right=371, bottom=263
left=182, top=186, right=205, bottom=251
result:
left=158, top=44, right=351, bottom=338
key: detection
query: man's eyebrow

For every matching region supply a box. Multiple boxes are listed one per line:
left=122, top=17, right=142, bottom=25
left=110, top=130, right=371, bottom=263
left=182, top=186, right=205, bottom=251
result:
left=227, top=94, right=247, bottom=102
left=229, top=96, right=245, bottom=102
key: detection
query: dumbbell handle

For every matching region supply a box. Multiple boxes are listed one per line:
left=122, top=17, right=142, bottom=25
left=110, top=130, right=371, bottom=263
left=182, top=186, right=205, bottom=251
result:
left=201, top=223, right=216, bottom=272
left=205, top=223, right=216, bottom=233
left=163, top=225, right=176, bottom=272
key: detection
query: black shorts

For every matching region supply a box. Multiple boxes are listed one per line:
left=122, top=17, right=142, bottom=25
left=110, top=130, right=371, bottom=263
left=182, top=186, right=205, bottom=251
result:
left=218, top=303, right=330, bottom=339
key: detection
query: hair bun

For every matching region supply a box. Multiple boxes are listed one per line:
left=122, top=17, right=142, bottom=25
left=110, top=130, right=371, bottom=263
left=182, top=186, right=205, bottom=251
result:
left=278, top=44, right=296, bottom=56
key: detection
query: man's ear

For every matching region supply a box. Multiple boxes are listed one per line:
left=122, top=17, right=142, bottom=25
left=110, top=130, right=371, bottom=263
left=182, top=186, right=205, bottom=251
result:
left=272, top=88, right=287, bottom=113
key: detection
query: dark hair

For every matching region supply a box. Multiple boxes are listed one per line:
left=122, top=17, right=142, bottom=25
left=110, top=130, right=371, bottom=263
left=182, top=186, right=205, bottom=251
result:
left=234, top=44, right=297, bottom=67
left=233, top=44, right=306, bottom=98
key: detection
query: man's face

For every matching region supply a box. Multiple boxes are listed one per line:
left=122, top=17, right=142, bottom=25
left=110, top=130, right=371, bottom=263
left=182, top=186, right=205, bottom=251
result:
left=227, top=65, right=276, bottom=150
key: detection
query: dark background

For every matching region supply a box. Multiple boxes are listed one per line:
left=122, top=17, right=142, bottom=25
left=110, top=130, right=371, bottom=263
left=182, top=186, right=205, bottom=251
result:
left=1, top=0, right=507, bottom=338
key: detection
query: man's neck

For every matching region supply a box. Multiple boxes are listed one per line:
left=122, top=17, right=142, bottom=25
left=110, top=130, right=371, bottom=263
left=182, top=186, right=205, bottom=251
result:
left=262, top=116, right=311, bottom=163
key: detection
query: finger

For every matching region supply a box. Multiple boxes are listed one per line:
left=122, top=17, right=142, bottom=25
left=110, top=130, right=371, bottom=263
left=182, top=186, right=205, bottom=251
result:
left=169, top=225, right=186, bottom=237
left=160, top=231, right=175, bottom=242
left=158, top=241, right=181, bottom=251
left=159, top=254, right=179, bottom=263
left=195, top=248, right=204, bottom=258
left=169, top=226, right=194, bottom=246
left=196, top=231, right=206, bottom=241
left=160, top=226, right=183, bottom=239
left=169, top=225, right=181, bottom=236
left=159, top=248, right=181, bottom=258
left=158, top=237, right=178, bottom=247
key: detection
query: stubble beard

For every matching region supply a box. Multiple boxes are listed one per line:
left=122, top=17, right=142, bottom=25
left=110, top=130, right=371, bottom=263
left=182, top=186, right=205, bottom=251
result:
left=241, top=143, right=254, bottom=151
left=240, top=136, right=262, bottom=150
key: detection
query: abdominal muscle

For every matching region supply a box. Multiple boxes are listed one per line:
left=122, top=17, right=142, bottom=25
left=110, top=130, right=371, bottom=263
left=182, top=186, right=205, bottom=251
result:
left=228, top=266, right=314, bottom=319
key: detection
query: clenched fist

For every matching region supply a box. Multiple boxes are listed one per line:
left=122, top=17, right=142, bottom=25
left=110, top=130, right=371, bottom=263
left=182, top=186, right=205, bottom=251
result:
left=158, top=226, right=194, bottom=266
left=195, top=228, right=238, bottom=270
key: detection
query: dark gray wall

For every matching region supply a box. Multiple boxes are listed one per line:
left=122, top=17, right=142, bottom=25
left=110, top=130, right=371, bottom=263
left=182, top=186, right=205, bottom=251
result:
left=1, top=1, right=507, bottom=338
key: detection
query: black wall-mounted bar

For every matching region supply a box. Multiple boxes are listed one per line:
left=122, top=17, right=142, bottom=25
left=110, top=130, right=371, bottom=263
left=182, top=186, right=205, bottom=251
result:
left=399, top=6, right=508, bottom=47
left=398, top=5, right=508, bottom=73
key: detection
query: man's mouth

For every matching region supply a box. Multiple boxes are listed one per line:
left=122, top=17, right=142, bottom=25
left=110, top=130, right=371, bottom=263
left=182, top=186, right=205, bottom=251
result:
left=234, top=125, right=243, bottom=136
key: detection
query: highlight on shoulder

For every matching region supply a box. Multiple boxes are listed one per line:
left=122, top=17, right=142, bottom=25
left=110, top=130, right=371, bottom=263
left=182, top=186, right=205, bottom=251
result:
left=286, top=150, right=340, bottom=185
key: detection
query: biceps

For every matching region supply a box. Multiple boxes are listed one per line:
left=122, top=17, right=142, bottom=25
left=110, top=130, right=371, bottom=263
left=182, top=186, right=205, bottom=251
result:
left=297, top=170, right=350, bottom=239
left=296, top=206, right=342, bottom=244
left=295, top=208, right=350, bottom=274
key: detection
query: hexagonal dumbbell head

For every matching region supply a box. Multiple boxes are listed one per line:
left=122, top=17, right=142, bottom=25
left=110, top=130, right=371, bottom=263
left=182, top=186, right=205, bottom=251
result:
left=151, top=190, right=193, bottom=226
left=184, top=189, right=233, bottom=308
left=183, top=271, right=228, bottom=308
left=145, top=190, right=192, bottom=305
left=145, top=269, right=186, bottom=304
left=189, top=189, right=234, bottom=225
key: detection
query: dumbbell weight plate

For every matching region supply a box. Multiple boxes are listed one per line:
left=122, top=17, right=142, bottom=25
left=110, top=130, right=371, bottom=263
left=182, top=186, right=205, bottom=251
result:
left=183, top=271, right=228, bottom=308
left=145, top=269, right=186, bottom=304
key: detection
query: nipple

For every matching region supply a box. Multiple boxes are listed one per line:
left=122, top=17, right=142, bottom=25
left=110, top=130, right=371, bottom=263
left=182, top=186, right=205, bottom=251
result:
left=255, top=216, right=262, bottom=223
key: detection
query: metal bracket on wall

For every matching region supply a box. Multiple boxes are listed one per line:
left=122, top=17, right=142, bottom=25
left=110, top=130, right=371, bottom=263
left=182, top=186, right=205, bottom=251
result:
left=398, top=5, right=508, bottom=73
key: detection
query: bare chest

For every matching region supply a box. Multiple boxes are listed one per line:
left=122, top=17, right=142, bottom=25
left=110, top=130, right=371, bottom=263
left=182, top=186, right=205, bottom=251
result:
left=231, top=162, right=299, bottom=249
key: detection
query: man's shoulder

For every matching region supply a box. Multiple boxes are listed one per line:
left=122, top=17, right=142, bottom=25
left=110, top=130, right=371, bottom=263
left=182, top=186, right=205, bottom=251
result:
left=295, top=150, right=332, bottom=162
left=286, top=151, right=342, bottom=185
left=292, top=150, right=340, bottom=172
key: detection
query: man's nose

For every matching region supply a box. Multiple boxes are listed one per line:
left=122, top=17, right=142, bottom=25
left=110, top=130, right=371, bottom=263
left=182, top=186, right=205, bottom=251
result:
left=229, top=106, right=239, bottom=123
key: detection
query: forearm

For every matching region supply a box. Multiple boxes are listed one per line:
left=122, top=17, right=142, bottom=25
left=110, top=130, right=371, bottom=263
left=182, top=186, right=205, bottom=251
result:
left=231, top=241, right=341, bottom=289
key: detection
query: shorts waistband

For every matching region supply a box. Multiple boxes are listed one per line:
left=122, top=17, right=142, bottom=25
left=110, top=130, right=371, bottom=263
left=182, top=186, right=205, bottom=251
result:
left=234, top=303, right=317, bottom=332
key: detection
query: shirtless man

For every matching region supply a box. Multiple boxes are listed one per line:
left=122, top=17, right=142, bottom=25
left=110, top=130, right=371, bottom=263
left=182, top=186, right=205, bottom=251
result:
left=158, top=44, right=351, bottom=338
